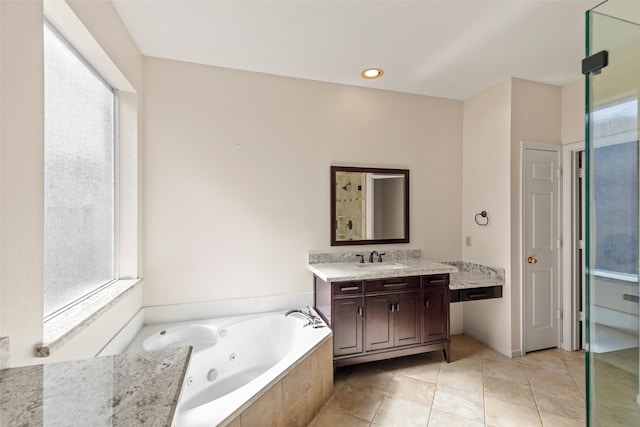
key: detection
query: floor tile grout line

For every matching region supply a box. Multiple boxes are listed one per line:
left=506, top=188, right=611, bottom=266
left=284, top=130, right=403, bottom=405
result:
left=522, top=354, right=546, bottom=427
left=312, top=340, right=588, bottom=427
left=481, top=349, right=487, bottom=427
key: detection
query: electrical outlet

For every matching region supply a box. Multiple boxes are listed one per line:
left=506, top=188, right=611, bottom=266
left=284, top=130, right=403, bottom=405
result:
left=465, top=236, right=472, bottom=246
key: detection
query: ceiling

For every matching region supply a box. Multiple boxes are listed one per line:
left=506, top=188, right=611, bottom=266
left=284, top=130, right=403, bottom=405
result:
left=112, top=0, right=603, bottom=101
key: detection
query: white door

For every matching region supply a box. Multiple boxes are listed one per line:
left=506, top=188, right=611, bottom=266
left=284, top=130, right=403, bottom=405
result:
left=524, top=145, right=561, bottom=353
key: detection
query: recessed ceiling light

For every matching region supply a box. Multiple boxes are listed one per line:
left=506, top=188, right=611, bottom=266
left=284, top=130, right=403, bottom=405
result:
left=361, top=67, right=384, bottom=80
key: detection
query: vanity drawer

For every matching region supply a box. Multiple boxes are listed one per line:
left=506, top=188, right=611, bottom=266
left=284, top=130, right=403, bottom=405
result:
left=365, top=276, right=421, bottom=293
left=333, top=281, right=364, bottom=296
left=459, top=286, right=503, bottom=301
left=422, top=274, right=449, bottom=286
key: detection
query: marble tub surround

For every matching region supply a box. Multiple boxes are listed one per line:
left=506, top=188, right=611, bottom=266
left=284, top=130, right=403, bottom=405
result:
left=0, top=337, right=9, bottom=369
left=444, top=261, right=505, bottom=290
left=308, top=248, right=421, bottom=264
left=0, top=346, right=191, bottom=427
left=225, top=336, right=333, bottom=427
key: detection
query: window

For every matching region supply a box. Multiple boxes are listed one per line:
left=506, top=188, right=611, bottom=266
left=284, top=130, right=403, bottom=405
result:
left=43, top=22, right=116, bottom=319
left=591, top=97, right=639, bottom=278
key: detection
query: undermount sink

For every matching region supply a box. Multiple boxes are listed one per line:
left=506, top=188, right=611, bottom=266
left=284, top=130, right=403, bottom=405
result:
left=355, top=262, right=408, bottom=270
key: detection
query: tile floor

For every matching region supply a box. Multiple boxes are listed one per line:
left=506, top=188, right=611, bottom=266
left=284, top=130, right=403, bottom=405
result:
left=308, top=335, right=586, bottom=427
left=591, top=347, right=640, bottom=426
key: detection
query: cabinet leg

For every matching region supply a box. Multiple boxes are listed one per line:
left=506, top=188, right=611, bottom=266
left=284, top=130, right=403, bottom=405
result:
left=443, top=343, right=450, bottom=363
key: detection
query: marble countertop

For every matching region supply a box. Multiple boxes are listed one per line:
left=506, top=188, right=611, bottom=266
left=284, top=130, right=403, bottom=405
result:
left=307, top=258, right=458, bottom=282
left=449, top=271, right=504, bottom=290
left=307, top=251, right=503, bottom=292
left=0, top=346, right=191, bottom=427
left=446, top=261, right=505, bottom=291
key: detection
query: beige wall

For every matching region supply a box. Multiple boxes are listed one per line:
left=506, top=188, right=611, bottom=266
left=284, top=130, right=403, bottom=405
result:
left=462, top=78, right=561, bottom=356
left=0, top=0, right=46, bottom=367
left=143, top=57, right=463, bottom=306
left=0, top=0, right=143, bottom=366
left=461, top=80, right=513, bottom=355
left=561, top=79, right=585, bottom=144
left=509, top=79, right=562, bottom=355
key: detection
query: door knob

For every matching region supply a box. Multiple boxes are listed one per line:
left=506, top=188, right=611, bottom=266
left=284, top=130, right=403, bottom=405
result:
left=527, top=257, right=537, bottom=264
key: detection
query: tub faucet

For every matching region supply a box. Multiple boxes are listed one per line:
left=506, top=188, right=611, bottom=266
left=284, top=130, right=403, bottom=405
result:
left=285, top=306, right=325, bottom=328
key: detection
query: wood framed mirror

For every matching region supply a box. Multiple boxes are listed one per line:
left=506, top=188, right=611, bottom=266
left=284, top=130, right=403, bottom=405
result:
left=331, top=166, right=409, bottom=246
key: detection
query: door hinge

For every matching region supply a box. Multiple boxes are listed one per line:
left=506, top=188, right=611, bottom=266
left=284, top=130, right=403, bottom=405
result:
left=557, top=309, right=563, bottom=320
left=578, top=311, right=585, bottom=322
left=582, top=50, right=609, bottom=75
left=556, top=238, right=562, bottom=248
left=556, top=168, right=562, bottom=178
left=578, top=240, right=585, bottom=250
left=578, top=167, right=585, bottom=179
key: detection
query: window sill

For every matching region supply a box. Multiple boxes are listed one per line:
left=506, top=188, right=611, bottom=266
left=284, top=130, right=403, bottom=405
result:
left=592, top=269, right=638, bottom=283
left=36, top=279, right=141, bottom=357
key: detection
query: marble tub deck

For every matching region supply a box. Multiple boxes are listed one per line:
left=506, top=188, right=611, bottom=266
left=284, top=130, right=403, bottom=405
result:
left=0, top=346, right=191, bottom=427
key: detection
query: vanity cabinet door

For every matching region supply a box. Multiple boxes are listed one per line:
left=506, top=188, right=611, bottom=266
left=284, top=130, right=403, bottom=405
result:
left=365, top=294, right=394, bottom=351
left=333, top=296, right=364, bottom=356
left=365, top=291, right=421, bottom=351
left=394, top=291, right=421, bottom=347
left=423, top=283, right=450, bottom=344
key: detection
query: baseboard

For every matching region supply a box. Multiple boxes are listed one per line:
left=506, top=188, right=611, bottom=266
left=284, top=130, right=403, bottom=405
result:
left=462, top=328, right=513, bottom=358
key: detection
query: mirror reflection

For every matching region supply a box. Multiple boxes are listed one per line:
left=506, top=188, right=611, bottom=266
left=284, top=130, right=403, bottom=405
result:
left=331, top=166, right=409, bottom=246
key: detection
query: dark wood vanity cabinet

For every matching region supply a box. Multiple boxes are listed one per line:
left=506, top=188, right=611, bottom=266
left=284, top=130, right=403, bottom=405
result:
left=314, top=274, right=450, bottom=367
left=449, top=285, right=502, bottom=302
left=423, top=274, right=450, bottom=344
left=365, top=276, right=421, bottom=351
left=333, top=296, right=364, bottom=356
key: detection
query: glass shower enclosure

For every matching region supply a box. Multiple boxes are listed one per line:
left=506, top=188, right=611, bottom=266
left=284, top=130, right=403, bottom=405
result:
left=586, top=1, right=640, bottom=425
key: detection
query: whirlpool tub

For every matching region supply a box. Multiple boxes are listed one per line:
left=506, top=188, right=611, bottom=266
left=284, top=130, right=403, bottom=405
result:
left=124, top=310, right=333, bottom=426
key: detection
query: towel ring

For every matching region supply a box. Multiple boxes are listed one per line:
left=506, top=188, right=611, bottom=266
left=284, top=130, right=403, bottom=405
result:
left=475, top=211, right=489, bottom=226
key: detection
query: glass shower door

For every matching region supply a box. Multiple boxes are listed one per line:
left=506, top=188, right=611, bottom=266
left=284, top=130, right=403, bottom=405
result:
left=586, top=1, right=640, bottom=425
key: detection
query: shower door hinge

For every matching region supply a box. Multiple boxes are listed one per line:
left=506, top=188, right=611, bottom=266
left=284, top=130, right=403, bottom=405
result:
left=582, top=50, right=609, bottom=75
